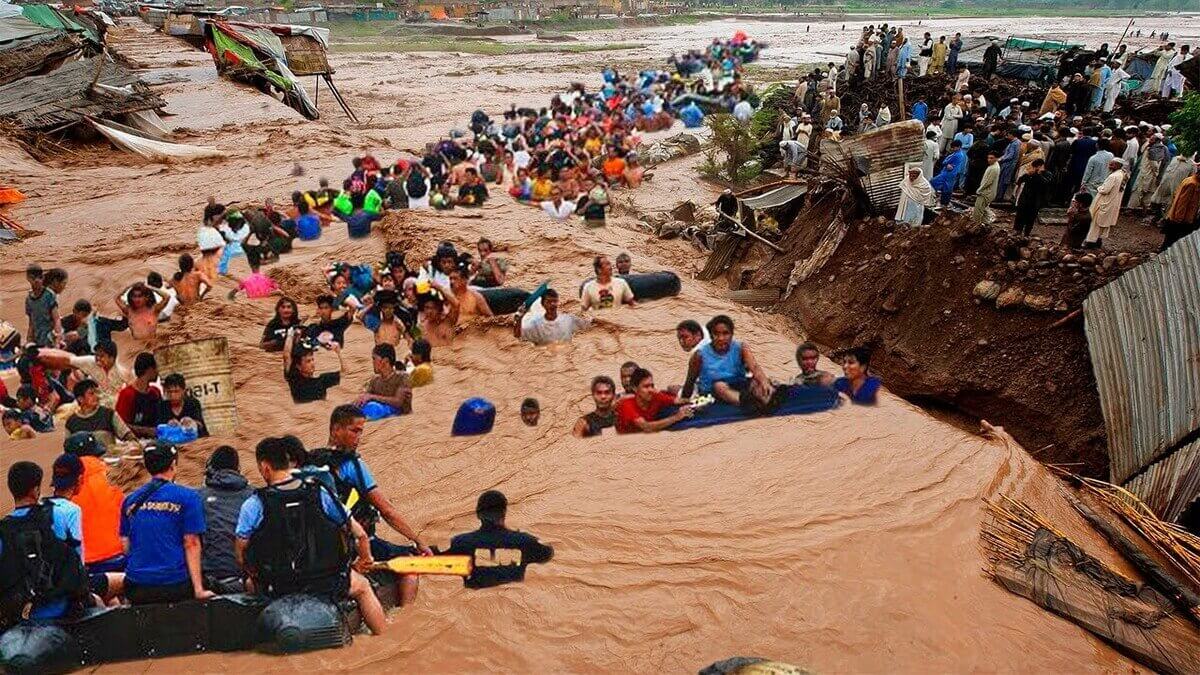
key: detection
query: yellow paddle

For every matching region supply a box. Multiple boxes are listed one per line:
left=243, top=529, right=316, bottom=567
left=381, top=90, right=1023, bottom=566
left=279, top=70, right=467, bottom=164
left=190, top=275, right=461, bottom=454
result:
left=371, top=555, right=472, bottom=576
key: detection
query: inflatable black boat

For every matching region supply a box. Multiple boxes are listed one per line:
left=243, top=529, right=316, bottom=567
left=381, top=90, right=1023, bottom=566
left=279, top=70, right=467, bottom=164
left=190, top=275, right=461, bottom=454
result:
left=0, top=573, right=398, bottom=674
left=480, top=271, right=682, bottom=315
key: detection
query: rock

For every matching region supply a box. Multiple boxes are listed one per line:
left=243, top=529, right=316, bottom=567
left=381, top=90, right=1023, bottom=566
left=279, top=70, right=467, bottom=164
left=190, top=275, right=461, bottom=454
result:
left=1116, top=252, right=1131, bottom=266
left=1072, top=271, right=1083, bottom=280
left=876, top=216, right=888, bottom=225
left=952, top=255, right=966, bottom=265
left=1016, top=260, right=1030, bottom=271
left=881, top=298, right=899, bottom=313
left=1102, top=255, right=1118, bottom=269
left=1036, top=247, right=1050, bottom=261
left=883, top=253, right=893, bottom=261
left=1061, top=254, right=1077, bottom=264
left=1055, top=300, right=1069, bottom=311
left=996, top=287, right=1025, bottom=309
left=1019, top=247, right=1033, bottom=260
left=1079, top=254, right=1097, bottom=266
left=977, top=338, right=989, bottom=346
left=973, top=280, right=1001, bottom=301
left=1024, top=293, right=1054, bottom=311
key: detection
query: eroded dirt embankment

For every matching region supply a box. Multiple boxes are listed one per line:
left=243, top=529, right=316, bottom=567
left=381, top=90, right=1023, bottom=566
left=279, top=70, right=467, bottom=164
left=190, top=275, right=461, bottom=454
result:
left=749, top=203, right=1132, bottom=477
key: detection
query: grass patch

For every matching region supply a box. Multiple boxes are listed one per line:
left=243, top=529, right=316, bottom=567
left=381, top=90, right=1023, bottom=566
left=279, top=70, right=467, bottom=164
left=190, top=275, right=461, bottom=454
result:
left=329, top=38, right=638, bottom=56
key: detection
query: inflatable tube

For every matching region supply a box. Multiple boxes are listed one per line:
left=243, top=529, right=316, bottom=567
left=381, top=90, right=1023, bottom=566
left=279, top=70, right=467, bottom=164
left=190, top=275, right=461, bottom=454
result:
left=0, top=624, right=80, bottom=675
left=666, top=385, right=840, bottom=431
left=0, top=578, right=401, bottom=669
left=360, top=400, right=400, bottom=421
left=478, top=287, right=529, bottom=315
left=258, top=595, right=349, bottom=654
left=577, top=272, right=682, bottom=302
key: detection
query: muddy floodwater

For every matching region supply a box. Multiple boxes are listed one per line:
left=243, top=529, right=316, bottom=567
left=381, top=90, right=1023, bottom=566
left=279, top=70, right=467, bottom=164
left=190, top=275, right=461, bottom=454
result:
left=0, top=13, right=1183, bottom=673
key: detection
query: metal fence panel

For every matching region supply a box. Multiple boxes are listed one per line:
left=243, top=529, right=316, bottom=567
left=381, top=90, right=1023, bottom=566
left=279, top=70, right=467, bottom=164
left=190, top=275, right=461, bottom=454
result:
left=1083, top=230, right=1200, bottom=500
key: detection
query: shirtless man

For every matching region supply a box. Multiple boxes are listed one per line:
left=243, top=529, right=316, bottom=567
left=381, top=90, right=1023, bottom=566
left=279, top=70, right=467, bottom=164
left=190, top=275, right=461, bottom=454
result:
left=416, top=282, right=459, bottom=347
left=171, top=254, right=212, bottom=306
left=448, top=269, right=492, bottom=320
left=114, top=283, right=171, bottom=341
left=373, top=291, right=405, bottom=348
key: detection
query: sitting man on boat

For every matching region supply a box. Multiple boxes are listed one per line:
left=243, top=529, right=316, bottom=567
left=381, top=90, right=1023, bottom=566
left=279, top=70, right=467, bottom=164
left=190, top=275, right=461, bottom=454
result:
left=306, top=406, right=434, bottom=607
left=120, top=443, right=214, bottom=605
left=236, top=437, right=386, bottom=635
left=0, top=461, right=90, bottom=627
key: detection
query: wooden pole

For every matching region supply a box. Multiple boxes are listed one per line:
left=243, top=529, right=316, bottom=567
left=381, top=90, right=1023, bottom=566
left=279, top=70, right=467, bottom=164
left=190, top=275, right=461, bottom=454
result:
left=1114, top=17, right=1135, bottom=55
left=897, top=76, right=906, bottom=121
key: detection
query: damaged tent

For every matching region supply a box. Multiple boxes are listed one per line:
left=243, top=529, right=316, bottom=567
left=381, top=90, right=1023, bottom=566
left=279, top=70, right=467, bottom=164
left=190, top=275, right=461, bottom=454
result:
left=202, top=20, right=353, bottom=121
left=0, top=11, right=85, bottom=86
left=819, top=119, right=925, bottom=214
left=0, top=55, right=163, bottom=132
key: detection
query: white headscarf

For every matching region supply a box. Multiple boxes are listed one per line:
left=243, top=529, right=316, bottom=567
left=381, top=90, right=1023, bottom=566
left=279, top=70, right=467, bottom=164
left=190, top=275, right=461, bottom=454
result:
left=877, top=106, right=892, bottom=124
left=900, top=162, right=936, bottom=205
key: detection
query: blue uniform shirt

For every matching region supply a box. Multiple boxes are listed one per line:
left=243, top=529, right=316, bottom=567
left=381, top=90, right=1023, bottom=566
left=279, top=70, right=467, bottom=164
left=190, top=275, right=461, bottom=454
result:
left=120, top=481, right=206, bottom=586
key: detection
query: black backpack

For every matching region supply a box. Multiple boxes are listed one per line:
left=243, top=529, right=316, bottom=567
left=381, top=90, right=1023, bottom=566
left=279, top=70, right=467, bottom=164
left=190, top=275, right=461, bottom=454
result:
left=306, top=449, right=380, bottom=535
left=405, top=171, right=428, bottom=199
left=244, top=481, right=351, bottom=596
left=0, top=503, right=87, bottom=627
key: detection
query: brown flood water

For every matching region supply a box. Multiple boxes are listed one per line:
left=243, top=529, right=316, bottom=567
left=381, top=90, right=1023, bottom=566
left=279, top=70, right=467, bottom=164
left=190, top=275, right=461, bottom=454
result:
left=0, top=15, right=1172, bottom=673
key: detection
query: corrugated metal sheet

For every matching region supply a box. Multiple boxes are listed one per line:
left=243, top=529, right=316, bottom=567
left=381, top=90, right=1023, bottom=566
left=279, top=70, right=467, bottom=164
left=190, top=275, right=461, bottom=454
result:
left=1083, top=229, right=1200, bottom=512
left=819, top=119, right=924, bottom=213
left=1123, top=438, right=1200, bottom=522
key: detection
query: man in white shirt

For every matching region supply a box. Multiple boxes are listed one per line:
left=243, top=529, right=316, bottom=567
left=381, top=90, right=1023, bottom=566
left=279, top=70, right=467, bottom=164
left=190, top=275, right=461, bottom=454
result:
left=540, top=189, right=576, bottom=221
left=580, top=255, right=636, bottom=311
left=513, top=289, right=590, bottom=345
left=67, top=339, right=129, bottom=408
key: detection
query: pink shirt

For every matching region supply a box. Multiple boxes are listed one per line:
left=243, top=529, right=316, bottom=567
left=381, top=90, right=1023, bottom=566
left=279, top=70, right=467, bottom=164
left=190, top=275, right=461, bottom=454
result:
left=239, top=272, right=278, bottom=299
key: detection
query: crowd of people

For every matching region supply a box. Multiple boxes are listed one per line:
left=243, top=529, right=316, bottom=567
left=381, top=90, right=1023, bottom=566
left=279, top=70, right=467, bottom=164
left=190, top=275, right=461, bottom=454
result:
left=772, top=25, right=1198, bottom=250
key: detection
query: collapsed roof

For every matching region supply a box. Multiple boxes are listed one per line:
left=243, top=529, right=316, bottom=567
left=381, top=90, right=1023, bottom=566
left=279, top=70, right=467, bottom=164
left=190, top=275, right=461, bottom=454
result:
left=0, top=55, right=164, bottom=131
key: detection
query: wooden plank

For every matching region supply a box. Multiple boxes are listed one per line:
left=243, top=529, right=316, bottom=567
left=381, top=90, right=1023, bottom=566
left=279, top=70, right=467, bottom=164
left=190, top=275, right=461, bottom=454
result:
left=727, top=288, right=780, bottom=306
left=696, top=235, right=743, bottom=281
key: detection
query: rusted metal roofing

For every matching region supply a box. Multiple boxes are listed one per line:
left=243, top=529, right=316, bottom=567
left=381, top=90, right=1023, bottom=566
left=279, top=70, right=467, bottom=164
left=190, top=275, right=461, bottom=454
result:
left=1123, top=438, right=1200, bottom=522
left=819, top=119, right=925, bottom=213
left=740, top=183, right=807, bottom=210
left=1083, top=229, right=1200, bottom=517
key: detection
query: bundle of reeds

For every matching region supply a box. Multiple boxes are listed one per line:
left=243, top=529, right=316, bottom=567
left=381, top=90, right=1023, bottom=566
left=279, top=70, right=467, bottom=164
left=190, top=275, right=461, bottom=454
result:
left=981, top=495, right=1064, bottom=568
left=1068, top=474, right=1200, bottom=602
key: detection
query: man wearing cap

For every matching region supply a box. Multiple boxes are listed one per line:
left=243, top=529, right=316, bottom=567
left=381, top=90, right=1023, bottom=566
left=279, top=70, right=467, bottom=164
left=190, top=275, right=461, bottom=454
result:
left=120, top=442, right=213, bottom=604
left=1086, top=158, right=1128, bottom=248
left=1129, top=134, right=1167, bottom=210
left=1103, top=61, right=1129, bottom=112
left=50, top=453, right=125, bottom=603
left=982, top=39, right=1001, bottom=79
left=1082, top=139, right=1115, bottom=196
left=1, top=462, right=89, bottom=623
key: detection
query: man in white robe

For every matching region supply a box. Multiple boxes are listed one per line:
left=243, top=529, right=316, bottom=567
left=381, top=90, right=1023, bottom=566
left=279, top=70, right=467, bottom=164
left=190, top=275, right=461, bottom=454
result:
left=895, top=163, right=937, bottom=225
left=1086, top=159, right=1127, bottom=246
left=1102, top=63, right=1129, bottom=112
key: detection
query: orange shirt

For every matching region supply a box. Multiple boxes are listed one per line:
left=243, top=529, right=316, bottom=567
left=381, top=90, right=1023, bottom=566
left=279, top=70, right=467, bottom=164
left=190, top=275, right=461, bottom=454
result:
left=602, top=157, right=627, bottom=181
left=72, top=456, right=125, bottom=564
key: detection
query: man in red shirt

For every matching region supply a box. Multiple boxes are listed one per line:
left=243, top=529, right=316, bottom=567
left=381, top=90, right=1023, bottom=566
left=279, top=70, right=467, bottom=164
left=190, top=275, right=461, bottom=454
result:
left=615, top=368, right=693, bottom=433
left=115, top=352, right=161, bottom=438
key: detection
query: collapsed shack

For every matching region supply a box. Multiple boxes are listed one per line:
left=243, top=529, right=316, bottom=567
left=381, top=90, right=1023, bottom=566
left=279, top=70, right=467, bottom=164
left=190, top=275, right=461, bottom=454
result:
left=0, top=55, right=163, bottom=134
left=200, top=20, right=355, bottom=122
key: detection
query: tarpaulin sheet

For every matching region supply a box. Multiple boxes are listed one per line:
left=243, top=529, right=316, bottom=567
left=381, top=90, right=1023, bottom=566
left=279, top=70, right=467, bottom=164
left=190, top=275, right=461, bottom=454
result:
left=209, top=21, right=317, bottom=119
left=0, top=15, right=51, bottom=43
left=1005, top=37, right=1082, bottom=52
left=740, top=184, right=807, bottom=211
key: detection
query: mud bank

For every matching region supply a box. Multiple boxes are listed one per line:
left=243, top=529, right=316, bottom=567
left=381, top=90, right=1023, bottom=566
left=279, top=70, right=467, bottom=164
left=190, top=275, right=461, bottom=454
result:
left=751, top=210, right=1115, bottom=476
